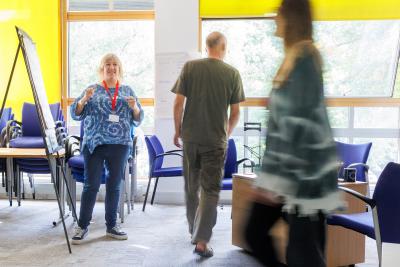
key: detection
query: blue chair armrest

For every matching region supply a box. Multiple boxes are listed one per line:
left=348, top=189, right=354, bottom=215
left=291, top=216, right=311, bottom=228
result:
left=348, top=162, right=369, bottom=171
left=339, top=186, right=376, bottom=208
left=65, top=135, right=81, bottom=161
left=8, top=125, right=22, bottom=142
left=5, top=120, right=21, bottom=143
left=66, top=135, right=80, bottom=142
left=55, top=120, right=64, bottom=128
left=7, top=119, right=21, bottom=128
left=165, top=149, right=183, bottom=154
left=149, top=153, right=183, bottom=173
left=154, top=152, right=183, bottom=160
left=236, top=158, right=255, bottom=172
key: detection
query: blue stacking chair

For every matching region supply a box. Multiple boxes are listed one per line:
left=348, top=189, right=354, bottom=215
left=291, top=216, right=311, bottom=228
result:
left=327, top=162, right=400, bottom=267
left=0, top=108, right=14, bottom=188
left=8, top=102, right=65, bottom=202
left=336, top=141, right=372, bottom=196
left=0, top=107, right=13, bottom=138
left=65, top=122, right=130, bottom=222
left=65, top=122, right=106, bottom=221
left=143, top=135, right=183, bottom=211
left=336, top=141, right=372, bottom=182
left=221, top=139, right=255, bottom=190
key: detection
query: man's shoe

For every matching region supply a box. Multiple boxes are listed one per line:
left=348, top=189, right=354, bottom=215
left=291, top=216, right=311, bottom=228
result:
left=71, top=226, right=88, bottom=245
left=106, top=226, right=128, bottom=240
left=193, top=246, right=214, bottom=257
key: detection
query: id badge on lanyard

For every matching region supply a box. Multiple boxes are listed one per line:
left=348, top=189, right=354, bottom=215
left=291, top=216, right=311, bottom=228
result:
left=103, top=80, right=120, bottom=123
left=108, top=113, right=119, bottom=123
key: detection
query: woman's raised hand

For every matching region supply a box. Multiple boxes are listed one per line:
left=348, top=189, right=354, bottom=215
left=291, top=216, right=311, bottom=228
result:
left=83, top=87, right=95, bottom=102
left=125, top=96, right=137, bottom=110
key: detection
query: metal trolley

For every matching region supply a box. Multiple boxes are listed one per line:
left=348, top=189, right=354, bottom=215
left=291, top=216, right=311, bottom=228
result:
left=243, top=122, right=262, bottom=172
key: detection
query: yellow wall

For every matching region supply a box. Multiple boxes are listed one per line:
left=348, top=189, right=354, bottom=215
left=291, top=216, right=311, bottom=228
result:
left=0, top=0, right=60, bottom=120
left=200, top=0, right=400, bottom=20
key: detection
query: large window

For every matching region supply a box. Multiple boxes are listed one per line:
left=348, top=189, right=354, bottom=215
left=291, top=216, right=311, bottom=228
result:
left=68, top=0, right=154, bottom=11
left=68, top=20, right=154, bottom=98
left=203, top=19, right=400, bottom=181
left=202, top=20, right=282, bottom=97
left=66, top=6, right=156, bottom=180
left=202, top=19, right=400, bottom=97
left=315, top=21, right=400, bottom=97
left=394, top=62, right=400, bottom=97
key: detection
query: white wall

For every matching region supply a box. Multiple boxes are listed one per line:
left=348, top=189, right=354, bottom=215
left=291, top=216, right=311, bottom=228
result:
left=383, top=242, right=400, bottom=267
left=153, top=0, right=198, bottom=204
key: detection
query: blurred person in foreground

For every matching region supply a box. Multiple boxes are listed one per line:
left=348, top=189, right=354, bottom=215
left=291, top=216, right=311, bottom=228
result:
left=245, top=0, right=342, bottom=266
left=172, top=31, right=245, bottom=257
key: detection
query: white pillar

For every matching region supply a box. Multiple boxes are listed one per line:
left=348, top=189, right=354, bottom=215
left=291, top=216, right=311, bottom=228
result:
left=153, top=0, right=199, bottom=204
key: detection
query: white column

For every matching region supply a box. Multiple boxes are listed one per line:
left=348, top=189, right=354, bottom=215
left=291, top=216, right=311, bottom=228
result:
left=153, top=0, right=199, bottom=204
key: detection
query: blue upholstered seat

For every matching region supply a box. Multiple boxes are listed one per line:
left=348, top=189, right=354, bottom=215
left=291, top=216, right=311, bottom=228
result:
left=329, top=212, right=375, bottom=238
left=328, top=162, right=400, bottom=266
left=8, top=102, right=64, bottom=201
left=142, top=135, right=183, bottom=211
left=10, top=136, right=45, bottom=148
left=336, top=141, right=372, bottom=182
left=221, top=139, right=254, bottom=190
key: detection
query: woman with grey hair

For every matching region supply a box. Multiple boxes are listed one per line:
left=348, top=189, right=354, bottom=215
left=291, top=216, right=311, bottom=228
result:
left=70, top=53, right=144, bottom=244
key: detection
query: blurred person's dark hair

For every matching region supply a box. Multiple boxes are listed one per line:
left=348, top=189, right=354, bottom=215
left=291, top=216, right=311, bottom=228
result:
left=278, top=0, right=313, bottom=48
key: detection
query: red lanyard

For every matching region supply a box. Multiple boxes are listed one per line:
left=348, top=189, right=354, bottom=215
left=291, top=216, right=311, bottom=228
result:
left=102, top=80, right=119, bottom=111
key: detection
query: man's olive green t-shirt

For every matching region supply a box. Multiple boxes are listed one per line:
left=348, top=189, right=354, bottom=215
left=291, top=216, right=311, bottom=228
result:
left=171, top=58, right=245, bottom=147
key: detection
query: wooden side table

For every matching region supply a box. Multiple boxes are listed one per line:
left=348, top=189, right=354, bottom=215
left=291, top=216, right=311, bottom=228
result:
left=232, top=174, right=368, bottom=266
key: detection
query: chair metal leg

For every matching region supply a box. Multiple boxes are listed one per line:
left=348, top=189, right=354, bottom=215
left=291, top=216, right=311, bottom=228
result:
left=65, top=167, right=71, bottom=212
left=5, top=171, right=8, bottom=192
left=119, top=179, right=125, bottom=223
left=13, top=168, right=17, bottom=197
left=125, top=163, right=131, bottom=215
left=28, top=173, right=35, bottom=199
left=16, top=165, right=21, bottom=206
left=21, top=172, right=25, bottom=199
left=142, top=177, right=152, bottom=211
left=72, top=180, right=77, bottom=221
left=67, top=167, right=77, bottom=222
left=28, top=173, right=33, bottom=188
left=6, top=157, right=13, bottom=206
left=372, top=206, right=382, bottom=267
left=150, top=177, right=159, bottom=205
left=130, top=158, right=136, bottom=210
left=31, top=174, right=36, bottom=199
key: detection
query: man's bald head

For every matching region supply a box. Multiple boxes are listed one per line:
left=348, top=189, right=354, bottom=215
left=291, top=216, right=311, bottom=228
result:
left=206, top=31, right=227, bottom=60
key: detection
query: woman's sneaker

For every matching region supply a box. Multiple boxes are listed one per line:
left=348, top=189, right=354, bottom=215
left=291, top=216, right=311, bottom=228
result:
left=106, top=226, right=128, bottom=240
left=71, top=226, right=88, bottom=245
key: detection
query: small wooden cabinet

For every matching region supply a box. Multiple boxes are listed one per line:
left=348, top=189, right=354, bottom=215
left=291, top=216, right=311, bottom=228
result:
left=232, top=174, right=368, bottom=267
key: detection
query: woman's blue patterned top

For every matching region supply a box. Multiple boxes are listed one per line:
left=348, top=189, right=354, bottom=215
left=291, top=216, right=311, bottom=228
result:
left=70, top=83, right=144, bottom=154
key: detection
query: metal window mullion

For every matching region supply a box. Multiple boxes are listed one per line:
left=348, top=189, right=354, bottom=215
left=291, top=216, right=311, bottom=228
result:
left=349, top=106, right=355, bottom=143
left=243, top=107, right=249, bottom=159
left=389, top=27, right=400, bottom=97
left=398, top=106, right=400, bottom=162
left=333, top=128, right=400, bottom=138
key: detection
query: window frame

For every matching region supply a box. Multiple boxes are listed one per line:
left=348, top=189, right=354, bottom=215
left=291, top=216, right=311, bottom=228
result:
left=201, top=17, right=400, bottom=106
left=201, top=17, right=400, bottom=183
left=61, top=0, right=155, bottom=121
